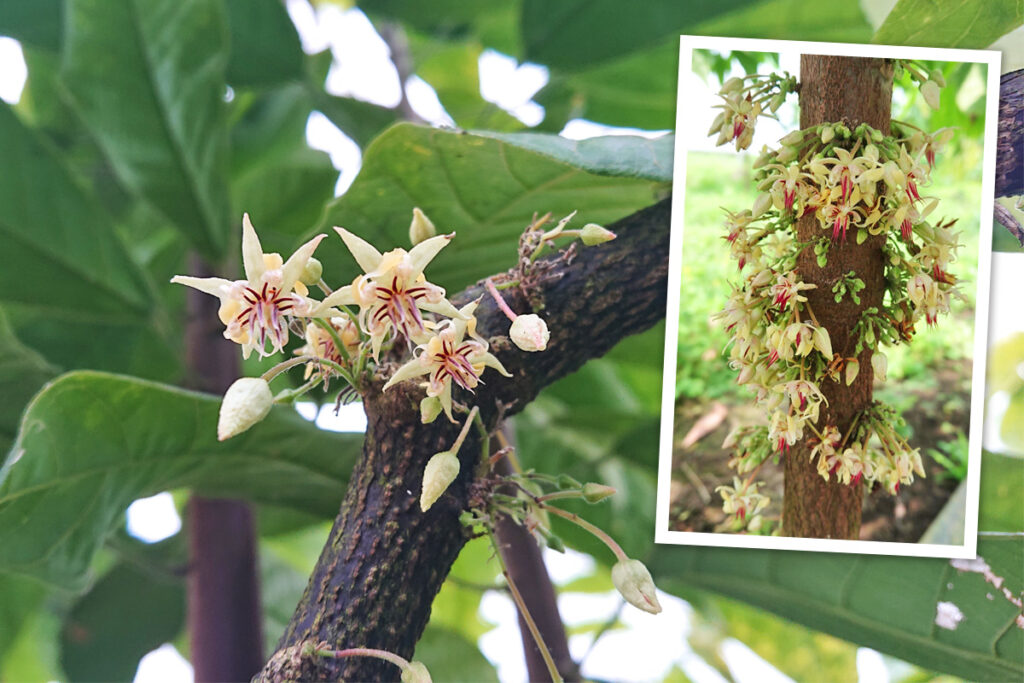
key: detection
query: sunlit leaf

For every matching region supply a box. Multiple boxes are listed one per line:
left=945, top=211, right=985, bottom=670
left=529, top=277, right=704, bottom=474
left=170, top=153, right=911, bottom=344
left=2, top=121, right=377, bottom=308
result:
left=873, top=0, right=1023, bottom=48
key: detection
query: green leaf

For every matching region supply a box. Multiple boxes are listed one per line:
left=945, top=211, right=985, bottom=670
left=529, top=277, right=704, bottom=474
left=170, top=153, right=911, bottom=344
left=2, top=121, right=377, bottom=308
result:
left=0, top=573, right=46, bottom=666
left=873, top=0, right=1023, bottom=48
left=309, top=123, right=667, bottom=293
left=416, top=42, right=524, bottom=131
left=60, top=557, right=185, bottom=681
left=61, top=0, right=232, bottom=259
left=519, top=0, right=753, bottom=71
left=413, top=626, right=498, bottom=682
left=0, top=308, right=58, bottom=454
left=532, top=0, right=872, bottom=131
left=978, top=451, right=1023, bottom=533
left=225, top=0, right=305, bottom=88
left=0, top=371, right=362, bottom=589
left=0, top=0, right=63, bottom=49
left=653, top=534, right=1024, bottom=680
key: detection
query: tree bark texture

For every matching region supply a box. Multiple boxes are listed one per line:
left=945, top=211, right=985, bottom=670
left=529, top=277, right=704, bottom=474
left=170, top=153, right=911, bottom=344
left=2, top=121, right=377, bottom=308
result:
left=258, top=198, right=671, bottom=681
left=784, top=56, right=893, bottom=539
left=184, top=255, right=265, bottom=682
left=997, top=69, right=1023, bottom=199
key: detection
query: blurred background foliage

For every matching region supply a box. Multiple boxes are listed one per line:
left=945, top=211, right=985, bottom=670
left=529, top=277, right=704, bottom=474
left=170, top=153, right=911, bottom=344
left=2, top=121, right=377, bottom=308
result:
left=0, top=0, right=1021, bottom=681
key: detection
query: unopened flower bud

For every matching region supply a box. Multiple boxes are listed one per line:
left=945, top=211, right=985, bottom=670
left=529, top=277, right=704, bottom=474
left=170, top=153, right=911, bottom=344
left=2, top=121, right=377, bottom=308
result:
left=420, top=451, right=460, bottom=512
left=611, top=559, right=662, bottom=614
left=299, top=257, right=323, bottom=286
left=920, top=80, right=941, bottom=110
left=929, top=68, right=946, bottom=87
left=776, top=146, right=796, bottom=163
left=752, top=193, right=771, bottom=218
left=820, top=125, right=834, bottom=144
left=401, top=661, right=433, bottom=683
left=420, top=396, right=442, bottom=424
left=217, top=377, right=273, bottom=441
left=769, top=92, right=785, bottom=112
left=582, top=483, right=616, bottom=503
left=510, top=313, right=550, bottom=352
left=580, top=223, right=617, bottom=246
left=707, top=111, right=726, bottom=136
left=872, top=352, right=887, bottom=382
left=409, top=207, right=437, bottom=246
left=780, top=130, right=804, bottom=147
left=720, top=76, right=743, bottom=94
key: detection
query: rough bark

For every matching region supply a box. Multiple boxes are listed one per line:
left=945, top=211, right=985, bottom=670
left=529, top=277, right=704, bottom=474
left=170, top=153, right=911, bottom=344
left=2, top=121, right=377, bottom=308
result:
left=784, top=56, right=893, bottom=540
left=184, top=255, right=264, bottom=682
left=257, top=198, right=671, bottom=681
left=997, top=69, right=1023, bottom=199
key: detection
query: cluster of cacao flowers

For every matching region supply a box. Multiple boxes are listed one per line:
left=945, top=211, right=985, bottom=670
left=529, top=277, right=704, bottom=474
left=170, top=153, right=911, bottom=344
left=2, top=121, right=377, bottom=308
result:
left=708, top=71, right=798, bottom=151
left=707, top=100, right=962, bottom=528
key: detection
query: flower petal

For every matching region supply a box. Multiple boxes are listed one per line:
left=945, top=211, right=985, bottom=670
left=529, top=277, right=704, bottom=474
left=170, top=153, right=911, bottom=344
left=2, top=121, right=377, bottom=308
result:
left=242, top=213, right=266, bottom=283
left=170, top=275, right=234, bottom=299
left=407, top=232, right=454, bottom=278
left=281, top=234, right=326, bottom=292
left=382, top=357, right=432, bottom=391
left=475, top=351, right=511, bottom=377
left=312, top=285, right=356, bottom=315
left=335, top=226, right=383, bottom=273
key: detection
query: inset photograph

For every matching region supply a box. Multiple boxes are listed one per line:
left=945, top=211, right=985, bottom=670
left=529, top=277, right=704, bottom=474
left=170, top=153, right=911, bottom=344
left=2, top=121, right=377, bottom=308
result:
left=656, top=37, right=1001, bottom=556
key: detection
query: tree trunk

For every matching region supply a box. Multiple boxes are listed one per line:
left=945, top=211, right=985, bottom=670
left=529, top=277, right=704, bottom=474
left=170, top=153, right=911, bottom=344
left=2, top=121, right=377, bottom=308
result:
left=783, top=56, right=893, bottom=539
left=996, top=69, right=1023, bottom=199
left=257, top=198, right=671, bottom=681
left=184, top=255, right=264, bottom=681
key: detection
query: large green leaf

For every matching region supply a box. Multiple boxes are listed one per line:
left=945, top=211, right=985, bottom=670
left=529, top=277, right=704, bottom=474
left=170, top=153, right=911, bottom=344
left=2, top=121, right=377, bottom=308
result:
left=978, top=451, right=1024, bottom=533
left=534, top=0, right=872, bottom=132
left=0, top=104, right=178, bottom=380
left=0, top=573, right=46, bottom=667
left=225, top=0, right=305, bottom=88
left=873, top=0, right=1023, bottom=48
left=654, top=534, right=1024, bottom=680
left=0, top=371, right=362, bottom=589
left=61, top=0, right=232, bottom=259
left=60, top=554, right=185, bottom=681
left=0, top=0, right=62, bottom=49
left=0, top=308, right=58, bottom=454
left=307, top=124, right=666, bottom=293
left=519, top=0, right=753, bottom=71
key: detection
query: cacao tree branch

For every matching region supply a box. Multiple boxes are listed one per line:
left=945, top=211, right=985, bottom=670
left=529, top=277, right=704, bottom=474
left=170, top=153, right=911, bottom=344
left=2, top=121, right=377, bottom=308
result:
left=257, top=197, right=671, bottom=681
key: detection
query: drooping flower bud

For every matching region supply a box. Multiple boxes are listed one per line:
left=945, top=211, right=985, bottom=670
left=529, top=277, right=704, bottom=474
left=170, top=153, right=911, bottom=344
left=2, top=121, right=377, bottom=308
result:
left=420, top=396, right=442, bottom=424
left=611, top=559, right=662, bottom=614
left=401, top=661, right=433, bottom=683
left=780, top=130, right=804, bottom=147
left=510, top=313, right=550, bottom=352
left=752, top=193, right=771, bottom=218
left=929, top=68, right=946, bottom=87
left=409, top=207, right=437, bottom=246
left=720, top=76, right=744, bottom=94
left=217, top=377, right=273, bottom=441
left=420, top=451, right=460, bottom=512
left=872, top=352, right=887, bottom=382
left=919, top=80, right=941, bottom=110
left=299, top=257, right=323, bottom=286
left=582, top=483, right=616, bottom=503
left=820, top=125, right=835, bottom=144
left=580, top=223, right=617, bottom=246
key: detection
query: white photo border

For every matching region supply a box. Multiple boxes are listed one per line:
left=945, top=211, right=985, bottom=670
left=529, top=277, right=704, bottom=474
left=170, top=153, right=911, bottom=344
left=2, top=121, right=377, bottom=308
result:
left=655, top=35, right=1001, bottom=559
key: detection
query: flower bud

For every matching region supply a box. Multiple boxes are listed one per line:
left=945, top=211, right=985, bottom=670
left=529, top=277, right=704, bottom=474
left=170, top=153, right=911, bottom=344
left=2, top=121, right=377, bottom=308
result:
left=720, top=76, right=744, bottom=94
left=401, top=661, right=433, bottom=683
left=299, top=257, right=323, bottom=286
left=707, top=111, right=726, bottom=136
left=872, top=352, right=887, bottom=382
left=820, top=125, right=834, bottom=144
left=582, top=483, right=616, bottom=503
left=409, top=207, right=437, bottom=246
left=420, top=451, right=460, bottom=512
left=845, top=358, right=860, bottom=386
left=217, top=377, right=273, bottom=441
left=919, top=80, right=941, bottom=110
left=420, top=396, right=442, bottom=424
left=776, top=146, right=796, bottom=163
left=611, top=559, right=662, bottom=614
left=752, top=193, right=771, bottom=218
left=780, top=130, right=804, bottom=147
left=580, top=223, right=617, bottom=246
left=929, top=68, right=946, bottom=87
left=510, top=313, right=550, bottom=352
left=769, top=92, right=785, bottom=112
